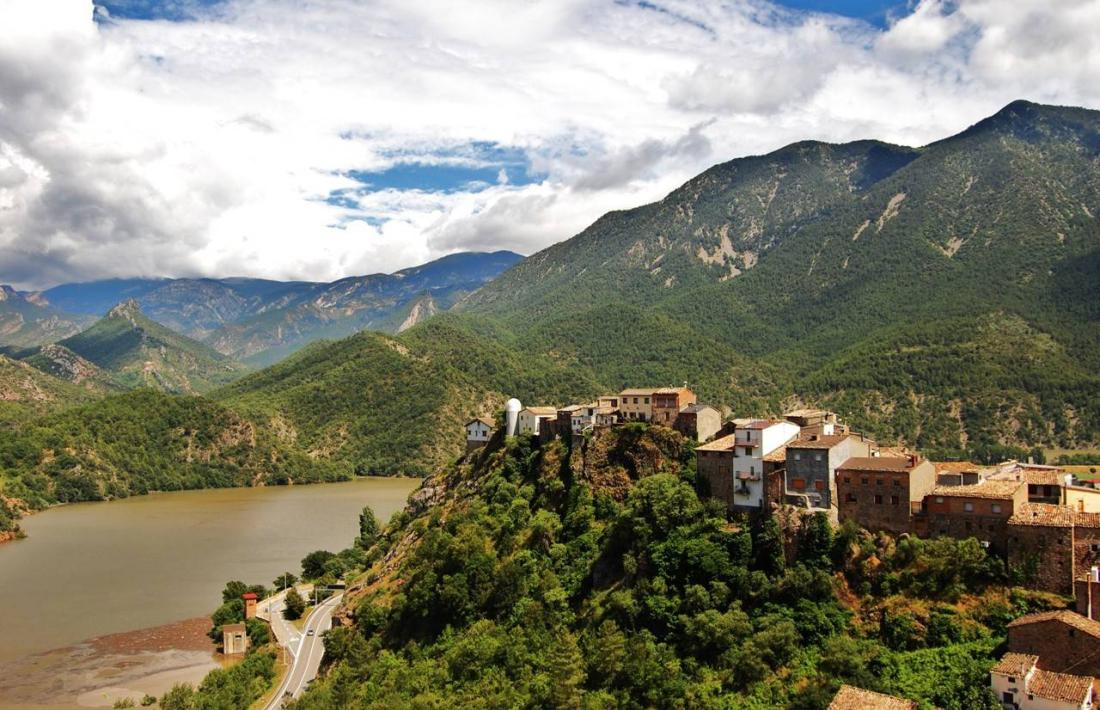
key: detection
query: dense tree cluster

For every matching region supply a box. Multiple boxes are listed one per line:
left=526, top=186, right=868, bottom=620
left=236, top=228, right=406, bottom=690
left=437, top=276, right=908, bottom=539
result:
left=288, top=428, right=1052, bottom=709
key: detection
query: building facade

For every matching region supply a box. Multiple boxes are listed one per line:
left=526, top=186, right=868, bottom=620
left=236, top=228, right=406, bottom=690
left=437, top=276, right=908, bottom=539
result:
left=784, top=434, right=872, bottom=511
left=465, top=417, right=495, bottom=452
left=517, top=406, right=558, bottom=436
left=697, top=434, right=737, bottom=510
left=674, top=404, right=722, bottom=443
left=728, top=419, right=800, bottom=511
left=835, top=455, right=936, bottom=535
left=651, top=387, right=696, bottom=426
left=619, top=389, right=654, bottom=421
left=922, top=480, right=1026, bottom=554
left=222, top=623, right=248, bottom=655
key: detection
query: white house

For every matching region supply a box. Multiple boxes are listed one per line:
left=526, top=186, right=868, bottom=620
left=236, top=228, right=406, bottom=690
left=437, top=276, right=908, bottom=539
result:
left=731, top=419, right=800, bottom=509
left=990, top=653, right=1094, bottom=710
left=517, top=406, right=557, bottom=436
left=465, top=417, right=495, bottom=452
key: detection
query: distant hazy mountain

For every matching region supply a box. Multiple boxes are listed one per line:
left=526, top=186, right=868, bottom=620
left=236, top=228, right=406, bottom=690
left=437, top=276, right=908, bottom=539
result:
left=35, top=250, right=523, bottom=364
left=0, top=286, right=94, bottom=348
left=57, top=300, right=248, bottom=394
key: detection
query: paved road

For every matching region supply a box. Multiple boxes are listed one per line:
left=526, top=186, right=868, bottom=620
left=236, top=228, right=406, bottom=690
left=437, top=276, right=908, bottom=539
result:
left=263, top=592, right=343, bottom=709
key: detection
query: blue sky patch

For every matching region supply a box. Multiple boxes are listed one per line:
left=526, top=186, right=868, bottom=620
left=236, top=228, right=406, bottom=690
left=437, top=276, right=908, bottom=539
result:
left=340, top=142, right=543, bottom=196
left=771, top=0, right=910, bottom=28
left=95, top=0, right=226, bottom=22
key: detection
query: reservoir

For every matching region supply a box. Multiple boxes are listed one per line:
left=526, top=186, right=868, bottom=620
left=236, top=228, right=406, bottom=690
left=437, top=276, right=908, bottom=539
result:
left=0, top=477, right=419, bottom=664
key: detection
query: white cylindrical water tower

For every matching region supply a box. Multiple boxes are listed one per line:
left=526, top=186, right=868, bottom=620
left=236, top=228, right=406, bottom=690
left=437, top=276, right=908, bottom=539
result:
left=505, top=398, right=522, bottom=437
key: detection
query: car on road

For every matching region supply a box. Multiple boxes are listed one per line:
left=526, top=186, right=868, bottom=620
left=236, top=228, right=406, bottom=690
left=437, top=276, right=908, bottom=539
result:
left=307, top=629, right=315, bottom=636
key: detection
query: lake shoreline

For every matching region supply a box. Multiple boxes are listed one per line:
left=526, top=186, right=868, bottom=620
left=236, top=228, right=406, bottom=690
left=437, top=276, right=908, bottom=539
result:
left=0, top=473, right=422, bottom=546
left=0, top=616, right=219, bottom=709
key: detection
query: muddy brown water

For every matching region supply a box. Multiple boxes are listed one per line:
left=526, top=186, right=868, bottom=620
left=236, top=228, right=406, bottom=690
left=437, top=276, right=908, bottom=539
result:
left=0, top=478, right=419, bottom=663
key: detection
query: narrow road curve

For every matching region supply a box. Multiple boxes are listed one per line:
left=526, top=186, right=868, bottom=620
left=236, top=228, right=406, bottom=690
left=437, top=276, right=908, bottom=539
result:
left=263, top=592, right=343, bottom=709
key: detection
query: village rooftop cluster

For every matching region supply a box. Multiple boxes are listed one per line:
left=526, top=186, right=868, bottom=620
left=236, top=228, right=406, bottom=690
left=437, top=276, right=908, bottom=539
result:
left=467, top=388, right=1100, bottom=710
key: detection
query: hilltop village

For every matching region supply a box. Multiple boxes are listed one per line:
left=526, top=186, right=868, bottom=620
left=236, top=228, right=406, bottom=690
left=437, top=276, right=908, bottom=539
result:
left=468, top=388, right=1100, bottom=710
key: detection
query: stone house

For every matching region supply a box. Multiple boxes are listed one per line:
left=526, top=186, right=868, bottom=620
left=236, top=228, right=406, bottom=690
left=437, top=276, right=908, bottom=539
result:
left=696, top=433, right=737, bottom=510
left=835, top=455, right=936, bottom=535
left=465, top=417, right=495, bottom=452
left=242, top=592, right=257, bottom=620
left=1008, top=503, right=1077, bottom=595
left=619, top=388, right=654, bottom=421
left=651, top=387, right=697, bottom=427
left=674, top=404, right=722, bottom=443
left=989, top=652, right=1094, bottom=710
left=921, top=480, right=1026, bottom=554
left=1074, top=568, right=1100, bottom=621
left=784, top=434, right=873, bottom=512
left=517, top=406, right=558, bottom=436
left=1008, top=610, right=1100, bottom=678
left=932, top=461, right=983, bottom=486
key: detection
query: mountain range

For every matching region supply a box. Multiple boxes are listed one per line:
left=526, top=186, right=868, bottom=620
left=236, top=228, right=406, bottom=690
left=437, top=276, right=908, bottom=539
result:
left=0, top=250, right=523, bottom=365
left=1, top=100, right=1099, bottom=530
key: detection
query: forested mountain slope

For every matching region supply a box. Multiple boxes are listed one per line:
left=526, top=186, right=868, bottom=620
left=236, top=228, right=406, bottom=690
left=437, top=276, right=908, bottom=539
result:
left=58, top=300, right=248, bottom=394
left=455, top=101, right=1100, bottom=454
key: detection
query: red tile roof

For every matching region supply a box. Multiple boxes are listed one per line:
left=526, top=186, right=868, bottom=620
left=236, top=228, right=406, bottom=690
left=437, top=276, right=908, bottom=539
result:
left=1007, top=610, right=1100, bottom=639
left=1028, top=668, right=1094, bottom=704
left=695, top=433, right=737, bottom=452
left=929, top=480, right=1023, bottom=500
left=990, top=652, right=1037, bottom=677
left=1008, top=503, right=1075, bottom=527
left=839, top=456, right=919, bottom=472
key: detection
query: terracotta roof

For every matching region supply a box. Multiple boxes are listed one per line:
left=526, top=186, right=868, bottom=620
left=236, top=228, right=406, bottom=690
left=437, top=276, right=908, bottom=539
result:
left=696, top=433, right=737, bottom=452
left=990, top=652, right=1038, bottom=677
left=1007, top=610, right=1100, bottom=638
left=222, top=622, right=246, bottom=632
left=989, top=468, right=1070, bottom=487
left=933, top=461, right=982, bottom=474
left=466, top=417, right=495, bottom=428
left=763, top=446, right=788, bottom=463
left=521, top=406, right=558, bottom=416
left=1028, top=668, right=1094, bottom=704
left=828, top=685, right=917, bottom=710
left=930, top=480, right=1023, bottom=500
left=557, top=405, right=582, bottom=413
left=619, top=388, right=654, bottom=396
left=839, top=456, right=919, bottom=472
left=241, top=592, right=258, bottom=600
left=654, top=387, right=693, bottom=395
left=1008, top=503, right=1075, bottom=527
left=1074, top=511, right=1100, bottom=529
left=787, top=434, right=853, bottom=450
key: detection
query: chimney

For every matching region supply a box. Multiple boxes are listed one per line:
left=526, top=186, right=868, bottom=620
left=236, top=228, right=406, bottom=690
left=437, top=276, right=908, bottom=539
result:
left=908, top=454, right=919, bottom=468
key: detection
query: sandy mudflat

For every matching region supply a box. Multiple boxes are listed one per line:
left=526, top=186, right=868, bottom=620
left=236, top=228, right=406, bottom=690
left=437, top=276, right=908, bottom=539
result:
left=0, top=617, right=219, bottom=709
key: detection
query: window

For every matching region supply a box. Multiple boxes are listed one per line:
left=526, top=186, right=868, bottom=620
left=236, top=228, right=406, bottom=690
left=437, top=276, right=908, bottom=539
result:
left=846, top=493, right=857, bottom=502
left=861, top=477, right=869, bottom=485
left=874, top=494, right=883, bottom=504
left=792, top=479, right=806, bottom=490
left=893, top=479, right=901, bottom=487
left=814, top=452, right=823, bottom=461
left=992, top=504, right=1002, bottom=514
left=794, top=452, right=802, bottom=461
left=815, top=480, right=825, bottom=491
left=964, top=502, right=974, bottom=512
left=644, top=397, right=650, bottom=404
left=633, top=397, right=639, bottom=404
left=935, top=496, right=944, bottom=503
left=891, top=495, right=899, bottom=505
left=876, top=479, right=884, bottom=486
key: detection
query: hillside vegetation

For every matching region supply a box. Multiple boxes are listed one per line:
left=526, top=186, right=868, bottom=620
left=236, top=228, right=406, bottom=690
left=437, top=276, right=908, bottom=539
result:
left=290, top=426, right=1055, bottom=709
left=57, top=300, right=248, bottom=394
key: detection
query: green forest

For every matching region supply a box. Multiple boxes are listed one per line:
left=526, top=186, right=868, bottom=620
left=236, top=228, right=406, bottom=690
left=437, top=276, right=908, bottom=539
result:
left=280, top=426, right=1062, bottom=709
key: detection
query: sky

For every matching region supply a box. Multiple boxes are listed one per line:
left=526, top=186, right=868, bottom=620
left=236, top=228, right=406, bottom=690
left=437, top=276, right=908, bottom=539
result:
left=2, top=0, right=1099, bottom=289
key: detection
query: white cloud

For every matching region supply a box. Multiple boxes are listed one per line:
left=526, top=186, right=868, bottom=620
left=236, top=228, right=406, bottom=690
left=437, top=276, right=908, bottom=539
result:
left=0, top=0, right=1099, bottom=289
